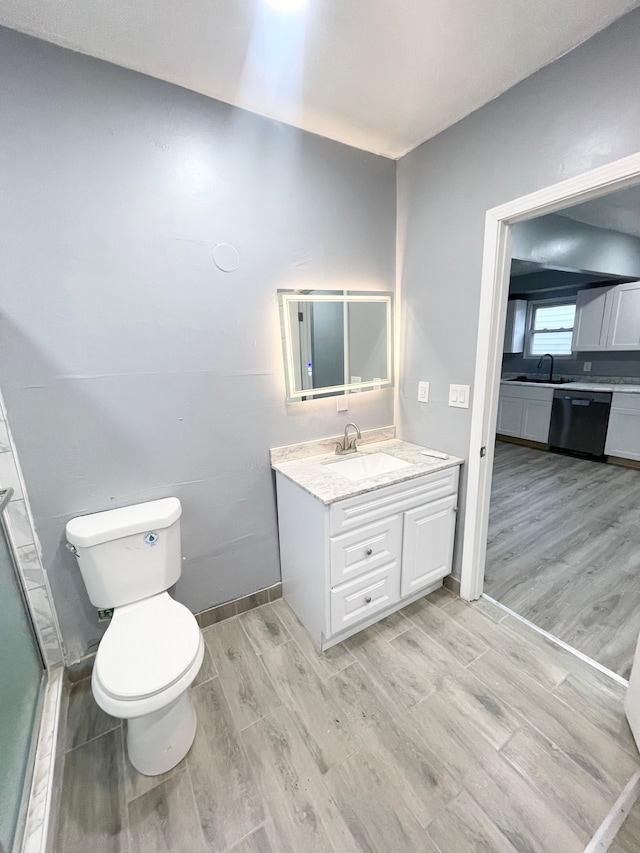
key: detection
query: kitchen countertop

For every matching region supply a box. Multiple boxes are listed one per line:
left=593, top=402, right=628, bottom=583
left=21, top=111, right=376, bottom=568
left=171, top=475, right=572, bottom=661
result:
left=501, top=380, right=640, bottom=393
left=271, top=437, right=463, bottom=505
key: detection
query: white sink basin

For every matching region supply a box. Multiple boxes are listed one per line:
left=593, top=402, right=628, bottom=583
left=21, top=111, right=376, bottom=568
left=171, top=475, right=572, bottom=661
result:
left=328, top=452, right=413, bottom=482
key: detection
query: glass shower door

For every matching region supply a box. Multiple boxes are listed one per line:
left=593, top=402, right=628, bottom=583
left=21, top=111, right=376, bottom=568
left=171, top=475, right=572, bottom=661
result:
left=0, top=520, right=45, bottom=852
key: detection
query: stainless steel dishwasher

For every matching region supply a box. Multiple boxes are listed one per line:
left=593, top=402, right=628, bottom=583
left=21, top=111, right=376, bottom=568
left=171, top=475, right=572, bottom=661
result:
left=549, top=389, right=612, bottom=457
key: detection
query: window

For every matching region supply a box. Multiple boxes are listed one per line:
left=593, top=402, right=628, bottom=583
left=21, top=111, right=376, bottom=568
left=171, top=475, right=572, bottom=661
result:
left=525, top=298, right=576, bottom=357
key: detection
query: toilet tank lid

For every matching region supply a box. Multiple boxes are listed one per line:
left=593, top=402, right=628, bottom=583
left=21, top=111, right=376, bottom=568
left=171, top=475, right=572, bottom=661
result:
left=66, top=497, right=182, bottom=548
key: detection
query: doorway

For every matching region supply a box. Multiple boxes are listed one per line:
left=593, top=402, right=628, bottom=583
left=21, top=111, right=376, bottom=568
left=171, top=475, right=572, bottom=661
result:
left=461, top=152, right=640, bottom=678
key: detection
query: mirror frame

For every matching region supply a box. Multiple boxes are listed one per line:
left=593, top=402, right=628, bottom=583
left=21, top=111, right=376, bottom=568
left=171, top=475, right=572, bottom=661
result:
left=278, top=290, right=394, bottom=402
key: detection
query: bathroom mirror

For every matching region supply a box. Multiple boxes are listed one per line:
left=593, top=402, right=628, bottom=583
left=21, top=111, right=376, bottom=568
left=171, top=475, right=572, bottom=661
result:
left=278, top=290, right=394, bottom=402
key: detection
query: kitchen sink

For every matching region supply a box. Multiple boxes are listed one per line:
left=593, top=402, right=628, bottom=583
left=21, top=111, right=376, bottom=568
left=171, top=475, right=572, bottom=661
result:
left=328, top=452, right=413, bottom=482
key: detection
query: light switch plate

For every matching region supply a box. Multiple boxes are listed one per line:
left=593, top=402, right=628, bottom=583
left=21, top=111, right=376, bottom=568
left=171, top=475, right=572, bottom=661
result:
left=418, top=381, right=430, bottom=403
left=583, top=361, right=592, bottom=372
left=449, top=384, right=470, bottom=408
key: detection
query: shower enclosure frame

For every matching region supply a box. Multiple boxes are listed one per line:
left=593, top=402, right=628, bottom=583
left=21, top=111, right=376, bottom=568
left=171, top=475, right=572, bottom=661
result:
left=0, top=397, right=66, bottom=853
left=3, top=508, right=47, bottom=853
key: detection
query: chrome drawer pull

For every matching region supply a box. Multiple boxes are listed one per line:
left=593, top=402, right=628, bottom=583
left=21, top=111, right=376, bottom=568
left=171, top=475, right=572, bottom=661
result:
left=365, top=596, right=372, bottom=604
left=365, top=548, right=373, bottom=556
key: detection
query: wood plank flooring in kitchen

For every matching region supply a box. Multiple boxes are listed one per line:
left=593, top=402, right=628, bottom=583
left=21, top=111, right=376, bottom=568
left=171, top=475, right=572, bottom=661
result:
left=55, top=591, right=640, bottom=853
left=485, top=440, right=640, bottom=679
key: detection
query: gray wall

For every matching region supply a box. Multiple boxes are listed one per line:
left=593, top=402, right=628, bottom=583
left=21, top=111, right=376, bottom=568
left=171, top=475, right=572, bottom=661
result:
left=0, top=27, right=396, bottom=662
left=512, top=214, right=640, bottom=277
left=397, top=7, right=640, bottom=577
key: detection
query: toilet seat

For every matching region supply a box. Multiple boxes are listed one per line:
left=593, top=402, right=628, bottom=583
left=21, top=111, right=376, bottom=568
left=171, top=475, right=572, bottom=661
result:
left=94, top=592, right=201, bottom=702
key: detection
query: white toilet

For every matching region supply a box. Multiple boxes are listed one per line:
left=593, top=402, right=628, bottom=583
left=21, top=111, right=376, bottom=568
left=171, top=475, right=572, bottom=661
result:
left=66, top=497, right=204, bottom=776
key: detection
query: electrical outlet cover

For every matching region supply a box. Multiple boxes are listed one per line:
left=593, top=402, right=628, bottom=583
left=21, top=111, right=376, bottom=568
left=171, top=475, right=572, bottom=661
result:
left=418, top=381, right=430, bottom=403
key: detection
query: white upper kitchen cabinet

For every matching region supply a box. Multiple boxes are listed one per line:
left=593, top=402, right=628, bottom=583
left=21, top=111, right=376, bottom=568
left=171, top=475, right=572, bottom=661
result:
left=503, top=299, right=527, bottom=353
left=605, top=282, right=640, bottom=350
left=572, top=285, right=614, bottom=351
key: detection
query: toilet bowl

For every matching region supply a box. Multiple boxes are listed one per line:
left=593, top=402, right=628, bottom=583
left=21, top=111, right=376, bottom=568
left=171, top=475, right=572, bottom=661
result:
left=66, top=497, right=203, bottom=776
left=92, top=592, right=204, bottom=775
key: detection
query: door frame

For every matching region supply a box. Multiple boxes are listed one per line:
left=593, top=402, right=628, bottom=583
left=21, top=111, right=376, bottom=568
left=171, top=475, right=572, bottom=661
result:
left=460, top=151, right=640, bottom=600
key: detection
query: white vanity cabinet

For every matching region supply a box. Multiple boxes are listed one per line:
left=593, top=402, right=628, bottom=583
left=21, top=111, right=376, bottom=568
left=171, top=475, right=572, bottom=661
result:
left=605, top=393, right=640, bottom=461
left=497, top=383, right=554, bottom=444
left=275, top=464, right=460, bottom=650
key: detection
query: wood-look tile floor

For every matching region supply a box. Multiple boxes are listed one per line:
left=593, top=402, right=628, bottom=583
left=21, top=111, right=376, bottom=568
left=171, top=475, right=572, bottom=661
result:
left=55, top=590, right=640, bottom=853
left=485, top=441, right=640, bottom=679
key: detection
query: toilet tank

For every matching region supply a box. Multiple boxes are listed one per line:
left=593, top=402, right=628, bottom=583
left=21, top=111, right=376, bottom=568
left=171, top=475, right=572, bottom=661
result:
left=66, top=498, right=182, bottom=609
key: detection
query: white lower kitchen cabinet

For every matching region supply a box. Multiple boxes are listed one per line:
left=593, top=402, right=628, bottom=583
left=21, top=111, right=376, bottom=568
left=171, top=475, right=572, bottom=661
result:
left=275, top=465, right=460, bottom=650
left=521, top=399, right=554, bottom=443
left=496, top=395, right=523, bottom=437
left=497, top=383, right=554, bottom=444
left=605, top=393, right=640, bottom=461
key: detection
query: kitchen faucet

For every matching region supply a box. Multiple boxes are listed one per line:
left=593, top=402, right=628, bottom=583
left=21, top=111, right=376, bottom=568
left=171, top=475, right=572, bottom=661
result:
left=336, top=422, right=361, bottom=455
left=537, top=353, right=554, bottom=383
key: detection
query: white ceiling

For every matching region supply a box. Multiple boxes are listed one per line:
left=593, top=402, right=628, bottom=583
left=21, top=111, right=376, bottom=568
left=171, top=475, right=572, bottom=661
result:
left=561, top=185, right=640, bottom=239
left=1, top=0, right=638, bottom=159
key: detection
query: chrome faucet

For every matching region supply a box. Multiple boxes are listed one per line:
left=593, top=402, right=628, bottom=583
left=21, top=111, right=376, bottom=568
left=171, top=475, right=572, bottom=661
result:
left=336, top=422, right=361, bottom=455
left=537, top=353, right=554, bottom=383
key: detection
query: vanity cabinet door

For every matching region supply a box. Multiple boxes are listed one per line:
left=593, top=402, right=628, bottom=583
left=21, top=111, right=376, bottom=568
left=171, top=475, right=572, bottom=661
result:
left=400, top=494, right=457, bottom=598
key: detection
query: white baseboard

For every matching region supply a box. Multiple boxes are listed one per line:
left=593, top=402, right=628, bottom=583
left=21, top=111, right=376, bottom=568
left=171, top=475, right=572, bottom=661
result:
left=583, top=771, right=640, bottom=853
left=21, top=667, right=65, bottom=853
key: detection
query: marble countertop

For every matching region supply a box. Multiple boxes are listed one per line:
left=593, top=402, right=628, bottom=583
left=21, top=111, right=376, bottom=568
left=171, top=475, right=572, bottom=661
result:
left=501, top=380, right=640, bottom=394
left=271, top=436, right=463, bottom=505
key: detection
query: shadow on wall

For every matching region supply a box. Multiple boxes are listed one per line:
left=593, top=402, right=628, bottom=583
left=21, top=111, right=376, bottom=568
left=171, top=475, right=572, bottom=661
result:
left=0, top=317, right=138, bottom=660
left=0, top=316, right=286, bottom=662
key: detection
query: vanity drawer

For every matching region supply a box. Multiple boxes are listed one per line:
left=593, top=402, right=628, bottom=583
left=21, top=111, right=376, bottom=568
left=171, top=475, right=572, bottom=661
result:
left=330, top=514, right=402, bottom=586
left=330, top=563, right=400, bottom=634
left=329, top=467, right=459, bottom=536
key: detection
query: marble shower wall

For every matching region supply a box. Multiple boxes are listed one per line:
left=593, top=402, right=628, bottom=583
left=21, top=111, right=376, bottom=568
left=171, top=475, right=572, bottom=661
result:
left=0, top=395, right=64, bottom=667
